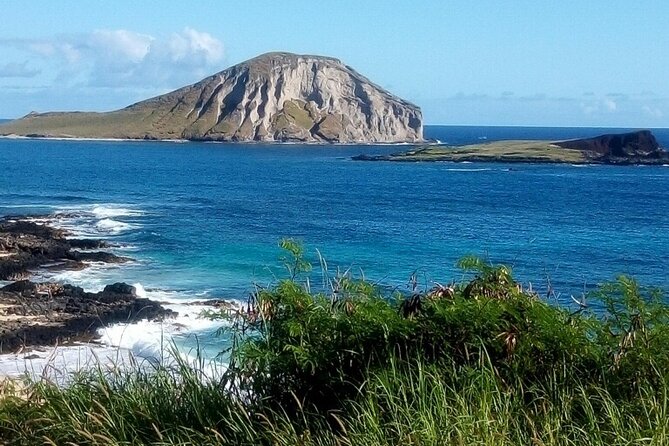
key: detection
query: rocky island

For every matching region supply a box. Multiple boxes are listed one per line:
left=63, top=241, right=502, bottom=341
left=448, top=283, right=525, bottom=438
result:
left=353, top=130, right=669, bottom=165
left=0, top=52, right=423, bottom=143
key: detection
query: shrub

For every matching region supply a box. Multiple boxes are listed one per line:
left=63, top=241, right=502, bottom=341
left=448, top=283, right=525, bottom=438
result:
left=226, top=242, right=669, bottom=415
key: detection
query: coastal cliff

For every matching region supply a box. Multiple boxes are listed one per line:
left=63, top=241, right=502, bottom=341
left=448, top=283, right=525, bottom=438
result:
left=554, top=130, right=663, bottom=163
left=0, top=52, right=423, bottom=143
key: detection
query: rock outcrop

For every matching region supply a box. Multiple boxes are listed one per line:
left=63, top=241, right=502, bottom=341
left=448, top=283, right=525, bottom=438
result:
left=0, top=280, right=175, bottom=352
left=0, top=216, right=176, bottom=352
left=0, top=52, right=423, bottom=143
left=0, top=218, right=129, bottom=281
left=555, top=130, right=664, bottom=163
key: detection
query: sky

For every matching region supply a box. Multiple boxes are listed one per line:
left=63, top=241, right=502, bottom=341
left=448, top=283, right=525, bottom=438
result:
left=0, top=0, right=667, bottom=127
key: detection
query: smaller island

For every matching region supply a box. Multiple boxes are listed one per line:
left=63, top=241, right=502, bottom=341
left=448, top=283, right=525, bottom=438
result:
left=353, top=130, right=669, bottom=165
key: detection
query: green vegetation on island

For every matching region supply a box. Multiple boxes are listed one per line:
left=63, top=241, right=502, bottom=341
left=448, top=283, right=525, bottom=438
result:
left=2, top=240, right=669, bottom=445
left=359, top=140, right=589, bottom=163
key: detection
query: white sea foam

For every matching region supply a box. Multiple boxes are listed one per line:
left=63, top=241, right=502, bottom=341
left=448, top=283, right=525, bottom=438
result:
left=446, top=168, right=493, bottom=172
left=0, top=293, right=235, bottom=381
left=1, top=205, right=230, bottom=380
left=0, top=345, right=136, bottom=382
left=91, top=205, right=145, bottom=219
left=95, top=284, right=238, bottom=357
left=97, top=307, right=225, bottom=353
left=33, top=261, right=127, bottom=293
left=39, top=203, right=146, bottom=238
left=95, top=218, right=135, bottom=234
left=0, top=340, right=226, bottom=383
left=132, top=282, right=147, bottom=298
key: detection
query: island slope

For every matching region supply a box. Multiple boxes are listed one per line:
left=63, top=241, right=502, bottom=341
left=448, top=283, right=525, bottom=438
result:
left=0, top=52, right=423, bottom=143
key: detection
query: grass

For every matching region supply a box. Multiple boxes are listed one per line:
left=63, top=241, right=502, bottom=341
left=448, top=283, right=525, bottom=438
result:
left=2, top=357, right=667, bottom=445
left=0, top=110, right=159, bottom=139
left=1, top=242, right=668, bottom=445
left=280, top=99, right=318, bottom=130
left=384, top=141, right=588, bottom=163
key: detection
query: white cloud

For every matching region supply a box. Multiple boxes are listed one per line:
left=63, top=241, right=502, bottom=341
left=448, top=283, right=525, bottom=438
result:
left=167, top=27, right=223, bottom=65
left=24, top=41, right=82, bottom=63
left=580, top=102, right=598, bottom=115
left=642, top=105, right=663, bottom=119
left=0, top=61, right=40, bottom=78
left=603, top=98, right=617, bottom=112
left=580, top=96, right=619, bottom=115
left=0, top=28, right=225, bottom=89
left=89, top=30, right=153, bottom=64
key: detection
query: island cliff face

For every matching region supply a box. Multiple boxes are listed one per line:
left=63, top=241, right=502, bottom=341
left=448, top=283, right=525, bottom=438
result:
left=554, top=130, right=663, bottom=163
left=0, top=52, right=423, bottom=143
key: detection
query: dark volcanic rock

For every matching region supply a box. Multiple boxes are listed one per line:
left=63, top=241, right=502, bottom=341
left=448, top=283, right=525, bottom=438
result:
left=72, top=251, right=130, bottom=263
left=556, top=130, right=665, bottom=163
left=1, top=280, right=38, bottom=294
left=68, top=239, right=110, bottom=250
left=0, top=280, right=176, bottom=352
left=0, top=216, right=178, bottom=353
left=0, top=217, right=129, bottom=280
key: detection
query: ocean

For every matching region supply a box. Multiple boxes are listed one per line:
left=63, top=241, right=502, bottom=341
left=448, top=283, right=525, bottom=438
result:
left=1, top=125, right=668, bottom=370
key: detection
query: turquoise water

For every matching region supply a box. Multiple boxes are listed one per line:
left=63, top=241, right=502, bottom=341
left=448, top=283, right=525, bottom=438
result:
left=0, top=126, right=668, bottom=352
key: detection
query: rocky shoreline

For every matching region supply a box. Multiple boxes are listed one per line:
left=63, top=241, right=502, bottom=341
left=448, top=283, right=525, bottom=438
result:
left=0, top=215, right=174, bottom=353
left=0, top=217, right=129, bottom=281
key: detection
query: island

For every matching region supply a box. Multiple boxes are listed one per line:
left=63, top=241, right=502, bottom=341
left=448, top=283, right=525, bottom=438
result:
left=0, top=52, right=422, bottom=144
left=353, top=130, right=669, bottom=165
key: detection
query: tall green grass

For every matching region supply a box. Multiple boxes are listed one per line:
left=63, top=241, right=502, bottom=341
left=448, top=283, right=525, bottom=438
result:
left=1, top=241, right=668, bottom=445
left=2, top=356, right=667, bottom=445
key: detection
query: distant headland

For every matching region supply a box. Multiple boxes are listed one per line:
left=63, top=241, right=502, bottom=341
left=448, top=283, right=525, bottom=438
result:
left=353, top=130, right=669, bottom=165
left=0, top=52, right=422, bottom=144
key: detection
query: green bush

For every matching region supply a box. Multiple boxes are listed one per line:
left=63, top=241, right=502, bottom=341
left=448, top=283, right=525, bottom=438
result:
left=227, top=241, right=669, bottom=416
left=2, top=240, right=668, bottom=445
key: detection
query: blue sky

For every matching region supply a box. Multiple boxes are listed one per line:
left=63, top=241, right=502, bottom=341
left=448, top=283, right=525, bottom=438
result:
left=0, top=0, right=667, bottom=127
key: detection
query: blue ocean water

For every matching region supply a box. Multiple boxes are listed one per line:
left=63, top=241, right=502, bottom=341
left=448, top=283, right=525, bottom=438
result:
left=0, top=126, right=668, bottom=352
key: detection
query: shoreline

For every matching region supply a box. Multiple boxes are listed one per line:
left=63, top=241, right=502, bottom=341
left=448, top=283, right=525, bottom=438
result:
left=353, top=153, right=669, bottom=166
left=0, top=212, right=233, bottom=379
left=0, top=133, right=425, bottom=146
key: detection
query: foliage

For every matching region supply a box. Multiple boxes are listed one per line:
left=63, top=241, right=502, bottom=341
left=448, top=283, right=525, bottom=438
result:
left=1, top=242, right=669, bottom=445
